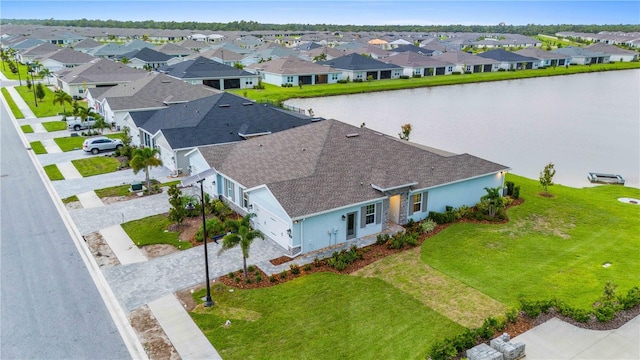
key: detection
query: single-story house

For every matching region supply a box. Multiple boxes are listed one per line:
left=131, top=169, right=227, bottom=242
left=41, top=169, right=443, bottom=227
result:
left=585, top=43, right=638, bottom=62
left=514, top=47, right=571, bottom=67
left=476, top=48, right=539, bottom=70
left=118, top=47, right=174, bottom=70
left=40, top=48, right=97, bottom=72
left=126, top=92, right=315, bottom=174
left=54, top=58, right=148, bottom=99
left=86, top=71, right=219, bottom=129
left=246, top=56, right=343, bottom=86
left=432, top=51, right=501, bottom=73
left=384, top=51, right=456, bottom=77
left=186, top=119, right=509, bottom=256
left=551, top=47, right=611, bottom=65
left=317, top=53, right=403, bottom=81
left=158, top=56, right=260, bottom=90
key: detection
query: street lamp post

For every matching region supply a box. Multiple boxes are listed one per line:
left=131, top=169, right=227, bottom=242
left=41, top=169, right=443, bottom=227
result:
left=30, top=67, right=38, bottom=107
left=182, top=168, right=217, bottom=307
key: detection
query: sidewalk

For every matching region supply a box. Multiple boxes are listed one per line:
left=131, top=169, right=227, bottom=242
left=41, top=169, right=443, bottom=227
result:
left=5, top=86, right=37, bottom=119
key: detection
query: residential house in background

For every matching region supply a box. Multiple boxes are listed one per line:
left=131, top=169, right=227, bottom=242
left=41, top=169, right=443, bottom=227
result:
left=432, top=50, right=500, bottom=73
left=585, top=43, right=638, bottom=62
left=317, top=53, right=403, bottom=81
left=514, top=47, right=570, bottom=67
left=54, top=58, right=148, bottom=99
left=127, top=92, right=315, bottom=174
left=40, top=48, right=97, bottom=72
left=551, top=46, right=611, bottom=65
left=86, top=71, right=218, bottom=129
left=158, top=56, right=260, bottom=90
left=246, top=56, right=342, bottom=86
left=384, top=51, right=456, bottom=77
left=476, top=48, right=539, bottom=70
left=118, top=47, right=174, bottom=70
left=187, top=119, right=509, bottom=256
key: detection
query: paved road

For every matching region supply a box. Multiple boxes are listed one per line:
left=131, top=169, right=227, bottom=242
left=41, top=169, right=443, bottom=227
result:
left=0, top=97, right=131, bottom=358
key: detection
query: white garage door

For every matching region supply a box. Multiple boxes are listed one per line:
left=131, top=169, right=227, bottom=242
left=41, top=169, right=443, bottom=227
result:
left=253, top=204, right=289, bottom=250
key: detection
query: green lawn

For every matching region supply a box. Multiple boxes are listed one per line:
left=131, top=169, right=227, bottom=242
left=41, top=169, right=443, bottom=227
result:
left=191, top=273, right=463, bottom=360
left=71, top=157, right=121, bottom=177
left=231, top=62, right=640, bottom=105
left=61, top=195, right=79, bottom=204
left=14, top=85, right=87, bottom=118
left=1, top=88, right=25, bottom=119
left=422, top=174, right=640, bottom=310
left=0, top=61, right=41, bottom=81
left=122, top=214, right=192, bottom=250
left=30, top=141, right=47, bottom=154
left=42, top=121, right=68, bottom=132
left=43, top=164, right=64, bottom=181
left=20, top=124, right=33, bottom=133
left=54, top=133, right=123, bottom=152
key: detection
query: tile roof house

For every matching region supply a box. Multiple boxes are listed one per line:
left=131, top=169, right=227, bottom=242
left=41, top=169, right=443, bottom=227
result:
left=158, top=56, right=260, bottom=90
left=317, top=53, right=403, bottom=81
left=87, top=71, right=219, bottom=129
left=127, top=92, right=315, bottom=173
left=246, top=56, right=343, bottom=86
left=476, top=48, right=540, bottom=70
left=187, top=119, right=509, bottom=255
left=54, top=58, right=148, bottom=99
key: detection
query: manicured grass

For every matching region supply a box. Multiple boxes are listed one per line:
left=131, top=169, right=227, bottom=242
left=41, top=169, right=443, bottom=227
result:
left=354, top=247, right=507, bottom=328
left=61, top=195, right=79, bottom=204
left=0, top=62, right=40, bottom=81
left=421, top=174, right=640, bottom=310
left=94, top=184, right=131, bottom=198
left=43, top=164, right=64, bottom=181
left=1, top=88, right=25, bottom=119
left=71, top=157, right=121, bottom=177
left=536, top=34, right=583, bottom=49
left=29, top=141, right=47, bottom=154
left=231, top=62, right=640, bottom=105
left=41, top=121, right=67, bottom=132
left=20, top=124, right=33, bottom=133
left=121, top=214, right=192, bottom=250
left=54, top=133, right=123, bottom=152
left=191, top=273, right=463, bottom=359
left=14, top=85, right=87, bottom=118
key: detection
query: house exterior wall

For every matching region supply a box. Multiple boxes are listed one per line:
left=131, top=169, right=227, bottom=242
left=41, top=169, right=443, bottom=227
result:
left=419, top=172, right=505, bottom=217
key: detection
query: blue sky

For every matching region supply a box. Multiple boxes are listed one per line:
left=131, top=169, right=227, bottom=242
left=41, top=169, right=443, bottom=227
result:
left=2, top=1, right=638, bottom=25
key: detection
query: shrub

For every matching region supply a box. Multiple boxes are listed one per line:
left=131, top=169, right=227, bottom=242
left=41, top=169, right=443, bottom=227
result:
left=505, top=308, right=518, bottom=323
left=594, top=304, right=616, bottom=322
left=405, top=218, right=417, bottom=232
left=376, top=233, right=390, bottom=245
left=255, top=274, right=262, bottom=283
left=247, top=265, right=255, bottom=273
left=336, top=79, right=348, bottom=84
left=280, top=270, right=287, bottom=279
left=619, top=286, right=640, bottom=310
left=303, top=264, right=312, bottom=272
left=245, top=278, right=252, bottom=284
left=453, top=205, right=471, bottom=220
left=313, top=257, right=323, bottom=267
left=399, top=75, right=410, bottom=79
left=235, top=277, right=240, bottom=283
left=353, top=78, right=363, bottom=83
left=513, top=186, right=521, bottom=199
left=505, top=181, right=515, bottom=196
left=428, top=339, right=457, bottom=360
left=289, top=264, right=300, bottom=275
left=451, top=71, right=462, bottom=75
left=326, top=247, right=362, bottom=270
left=228, top=272, right=235, bottom=278
left=269, top=275, right=277, bottom=283
left=412, top=74, right=422, bottom=78
left=387, top=232, right=419, bottom=250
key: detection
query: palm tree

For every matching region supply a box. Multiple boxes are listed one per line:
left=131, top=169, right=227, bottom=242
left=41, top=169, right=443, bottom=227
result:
left=481, top=187, right=504, bottom=218
left=78, top=105, right=97, bottom=121
left=53, top=89, right=72, bottom=114
left=120, top=57, right=130, bottom=64
left=218, top=213, right=265, bottom=278
left=130, top=147, right=162, bottom=192
left=39, top=68, right=52, bottom=84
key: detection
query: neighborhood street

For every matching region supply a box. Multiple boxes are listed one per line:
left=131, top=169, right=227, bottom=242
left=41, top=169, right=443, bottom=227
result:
left=0, top=94, right=132, bottom=359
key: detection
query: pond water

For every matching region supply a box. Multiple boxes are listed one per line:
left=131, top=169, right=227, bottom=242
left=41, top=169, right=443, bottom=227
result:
left=286, top=70, right=640, bottom=188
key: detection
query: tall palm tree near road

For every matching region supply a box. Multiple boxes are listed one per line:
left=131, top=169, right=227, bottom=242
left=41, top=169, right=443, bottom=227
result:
left=130, top=147, right=162, bottom=192
left=218, top=213, right=265, bottom=278
left=38, top=68, right=52, bottom=84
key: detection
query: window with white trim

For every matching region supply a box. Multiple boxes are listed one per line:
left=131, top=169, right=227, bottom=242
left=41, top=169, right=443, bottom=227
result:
left=413, top=193, right=422, bottom=213
left=224, top=178, right=234, bottom=199
left=286, top=76, right=294, bottom=83
left=447, top=66, right=453, bottom=72
left=365, top=204, right=375, bottom=225
left=331, top=73, right=338, bottom=80
left=243, top=190, right=249, bottom=209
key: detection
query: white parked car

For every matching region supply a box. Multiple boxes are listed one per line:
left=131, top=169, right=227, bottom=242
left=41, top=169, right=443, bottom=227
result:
left=82, top=136, right=123, bottom=154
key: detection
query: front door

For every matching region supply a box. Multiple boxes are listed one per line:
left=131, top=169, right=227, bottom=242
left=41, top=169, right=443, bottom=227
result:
left=346, top=212, right=357, bottom=240
left=389, top=195, right=400, bottom=224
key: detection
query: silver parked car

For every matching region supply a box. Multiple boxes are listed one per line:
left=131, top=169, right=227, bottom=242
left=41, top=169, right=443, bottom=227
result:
left=82, top=136, right=123, bottom=154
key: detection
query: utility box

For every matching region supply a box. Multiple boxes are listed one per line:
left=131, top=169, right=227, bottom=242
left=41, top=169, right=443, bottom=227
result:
left=131, top=182, right=143, bottom=192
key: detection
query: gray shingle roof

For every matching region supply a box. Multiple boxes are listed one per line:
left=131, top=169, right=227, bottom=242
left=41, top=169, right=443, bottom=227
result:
left=199, top=119, right=509, bottom=218
left=120, top=47, right=173, bottom=62
left=55, top=58, right=148, bottom=84
left=318, top=53, right=402, bottom=71
left=158, top=56, right=254, bottom=79
left=476, top=49, right=538, bottom=62
left=247, top=56, right=338, bottom=75
left=131, top=92, right=313, bottom=149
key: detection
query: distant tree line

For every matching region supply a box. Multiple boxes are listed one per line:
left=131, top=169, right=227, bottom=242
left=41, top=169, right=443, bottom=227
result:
left=2, top=18, right=639, bottom=36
